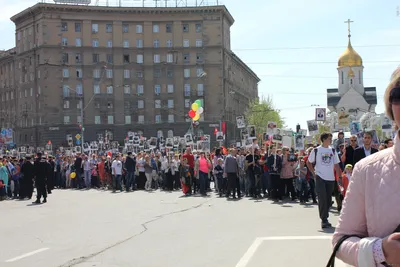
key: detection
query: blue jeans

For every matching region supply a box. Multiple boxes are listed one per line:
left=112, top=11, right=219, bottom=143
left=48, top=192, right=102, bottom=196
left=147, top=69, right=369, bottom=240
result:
left=199, top=171, right=208, bottom=195
left=112, top=175, right=122, bottom=192
left=84, top=170, right=91, bottom=188
left=125, top=171, right=135, bottom=191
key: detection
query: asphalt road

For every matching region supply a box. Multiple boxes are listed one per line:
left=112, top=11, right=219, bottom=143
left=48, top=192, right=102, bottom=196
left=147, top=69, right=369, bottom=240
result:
left=1, top=189, right=346, bottom=267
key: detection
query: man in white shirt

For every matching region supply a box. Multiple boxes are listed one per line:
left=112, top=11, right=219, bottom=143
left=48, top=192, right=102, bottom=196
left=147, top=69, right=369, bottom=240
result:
left=307, top=132, right=343, bottom=229
left=111, top=154, right=123, bottom=192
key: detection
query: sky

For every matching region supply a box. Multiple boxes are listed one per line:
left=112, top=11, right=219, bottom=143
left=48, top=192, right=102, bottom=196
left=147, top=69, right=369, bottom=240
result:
left=1, top=0, right=400, bottom=132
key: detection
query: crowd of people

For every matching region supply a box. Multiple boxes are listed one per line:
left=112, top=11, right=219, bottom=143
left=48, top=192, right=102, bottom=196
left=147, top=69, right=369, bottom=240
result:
left=0, top=132, right=392, bottom=229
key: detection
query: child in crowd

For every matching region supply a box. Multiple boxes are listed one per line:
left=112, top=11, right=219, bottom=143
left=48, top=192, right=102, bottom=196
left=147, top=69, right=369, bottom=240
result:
left=180, top=158, right=191, bottom=196
left=214, top=158, right=225, bottom=197
left=295, top=159, right=309, bottom=204
left=339, top=164, right=352, bottom=198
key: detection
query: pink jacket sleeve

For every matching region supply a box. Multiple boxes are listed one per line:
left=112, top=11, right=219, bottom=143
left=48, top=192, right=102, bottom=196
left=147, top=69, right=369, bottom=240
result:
left=332, top=163, right=369, bottom=266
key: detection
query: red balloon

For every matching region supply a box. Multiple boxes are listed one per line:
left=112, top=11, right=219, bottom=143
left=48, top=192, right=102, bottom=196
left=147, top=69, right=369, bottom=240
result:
left=188, top=110, right=196, bottom=118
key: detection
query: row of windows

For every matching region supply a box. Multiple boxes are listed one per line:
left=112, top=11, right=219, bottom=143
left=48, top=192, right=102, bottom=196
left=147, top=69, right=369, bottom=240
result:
left=61, top=22, right=202, bottom=34
left=62, top=51, right=203, bottom=65
left=63, top=37, right=202, bottom=48
left=63, top=114, right=177, bottom=125
left=1, top=86, right=42, bottom=101
left=62, top=67, right=205, bottom=79
left=62, top=83, right=204, bottom=97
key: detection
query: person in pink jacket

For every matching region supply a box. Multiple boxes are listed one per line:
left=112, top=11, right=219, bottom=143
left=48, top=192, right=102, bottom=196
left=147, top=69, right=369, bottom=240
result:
left=332, top=67, right=400, bottom=266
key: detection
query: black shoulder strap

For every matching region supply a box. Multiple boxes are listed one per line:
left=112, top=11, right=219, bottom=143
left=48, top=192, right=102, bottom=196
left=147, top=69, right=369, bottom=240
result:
left=326, top=234, right=363, bottom=267
left=314, top=148, right=318, bottom=164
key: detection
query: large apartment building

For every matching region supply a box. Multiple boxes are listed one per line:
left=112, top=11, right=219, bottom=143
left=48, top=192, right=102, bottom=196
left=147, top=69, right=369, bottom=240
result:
left=0, top=1, right=260, bottom=147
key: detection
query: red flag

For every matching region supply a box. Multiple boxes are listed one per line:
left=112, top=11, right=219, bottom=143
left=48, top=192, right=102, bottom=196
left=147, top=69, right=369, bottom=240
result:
left=222, top=122, right=226, bottom=134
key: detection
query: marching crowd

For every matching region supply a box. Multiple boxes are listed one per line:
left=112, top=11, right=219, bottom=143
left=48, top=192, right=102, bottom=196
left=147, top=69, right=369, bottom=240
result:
left=0, top=131, right=392, bottom=229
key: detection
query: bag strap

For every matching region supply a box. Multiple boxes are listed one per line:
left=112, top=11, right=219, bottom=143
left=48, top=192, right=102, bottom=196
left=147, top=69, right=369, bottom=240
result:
left=326, top=234, right=364, bottom=267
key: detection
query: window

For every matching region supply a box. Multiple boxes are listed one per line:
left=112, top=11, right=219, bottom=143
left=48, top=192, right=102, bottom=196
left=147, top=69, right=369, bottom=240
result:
left=167, top=69, right=173, bottom=78
left=107, top=101, right=113, bottom=109
left=196, top=39, right=202, bottom=47
left=75, top=53, right=82, bottom=63
left=125, top=115, right=131, bottom=124
left=95, top=116, right=101, bottom=124
left=184, top=68, right=190, bottom=78
left=153, top=24, right=159, bottom=33
left=166, top=40, right=173, bottom=48
left=108, top=116, right=114, bottom=124
left=107, top=40, right=112, bottom=48
left=154, top=84, right=161, bottom=95
left=63, top=85, right=69, bottom=97
left=196, top=23, right=202, bottom=32
left=76, top=68, right=82, bottom=78
left=75, top=22, right=81, bottom=32
left=124, top=85, right=131, bottom=94
left=136, top=24, right=143, bottom=33
left=124, top=69, right=130, bottom=79
left=123, top=54, right=130, bottom=63
left=62, top=37, right=68, bottom=46
left=106, top=24, right=113, bottom=33
left=63, top=100, right=70, bottom=109
left=196, top=67, right=204, bottom=77
left=93, top=54, right=99, bottom=63
left=138, top=115, right=144, bottom=123
left=183, top=53, right=190, bottom=63
left=75, top=38, right=82, bottom=47
left=137, top=84, right=144, bottom=95
left=138, top=100, right=144, bottom=108
left=61, top=22, right=68, bottom=32
left=359, top=70, right=361, bottom=84
left=157, top=130, right=163, bottom=138
left=166, top=24, right=172, bottom=33
left=184, top=99, right=190, bottom=108
left=106, top=85, right=113, bottom=94
left=167, top=84, right=174, bottom=93
left=168, top=99, right=174, bottom=108
left=155, top=99, right=161, bottom=108
left=93, top=85, right=100, bottom=94
left=196, top=53, right=203, bottom=63
left=92, top=39, right=99, bottom=47
left=153, top=54, right=160, bottom=63
left=76, top=84, right=83, bottom=96
left=167, top=53, right=174, bottom=63
left=106, top=69, right=113, bottom=78
left=154, top=69, right=161, bottom=78
left=184, top=84, right=191, bottom=96
left=93, top=69, right=100, bottom=78
left=168, top=115, right=174, bottom=123
left=341, top=71, right=343, bottom=84
left=92, top=24, right=99, bottom=33
left=155, top=115, right=161, bottom=123
left=63, top=68, right=69, bottom=78
left=136, top=71, right=143, bottom=78
left=30, top=88, right=33, bottom=96
left=183, top=24, right=189, bottom=32
left=77, top=116, right=82, bottom=123
left=136, top=39, right=143, bottom=48
left=197, top=84, right=204, bottom=96
left=153, top=39, right=159, bottom=48
left=64, top=116, right=70, bottom=124
left=183, top=39, right=189, bottom=47
left=137, top=54, right=143, bottom=63
left=123, top=40, right=129, bottom=48
left=122, top=24, right=129, bottom=33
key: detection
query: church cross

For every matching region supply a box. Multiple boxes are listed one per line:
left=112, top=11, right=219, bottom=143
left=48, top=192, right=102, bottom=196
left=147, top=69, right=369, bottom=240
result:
left=344, top=19, right=354, bottom=37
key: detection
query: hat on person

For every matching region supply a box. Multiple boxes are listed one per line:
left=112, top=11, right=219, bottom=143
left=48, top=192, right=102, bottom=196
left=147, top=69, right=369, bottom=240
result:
left=345, top=164, right=353, bottom=169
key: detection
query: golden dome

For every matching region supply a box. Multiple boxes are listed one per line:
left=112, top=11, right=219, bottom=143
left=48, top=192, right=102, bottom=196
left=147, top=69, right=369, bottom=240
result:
left=338, top=39, right=362, bottom=67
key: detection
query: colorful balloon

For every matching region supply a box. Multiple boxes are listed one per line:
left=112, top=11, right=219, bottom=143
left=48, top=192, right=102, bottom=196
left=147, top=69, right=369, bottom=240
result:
left=193, top=113, right=200, bottom=121
left=196, top=107, right=204, bottom=114
left=195, top=99, right=202, bottom=107
left=188, top=110, right=196, bottom=118
left=191, top=103, right=199, bottom=112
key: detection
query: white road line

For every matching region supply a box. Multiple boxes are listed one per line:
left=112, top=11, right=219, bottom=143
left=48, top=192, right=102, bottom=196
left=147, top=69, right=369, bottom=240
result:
left=235, top=237, right=264, bottom=267
left=235, top=236, right=347, bottom=267
left=5, top=248, right=49, bottom=263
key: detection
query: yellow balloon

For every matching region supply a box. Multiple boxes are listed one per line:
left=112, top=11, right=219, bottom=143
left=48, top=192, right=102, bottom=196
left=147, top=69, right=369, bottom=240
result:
left=191, top=103, right=199, bottom=112
left=193, top=113, right=200, bottom=121
left=70, top=172, right=76, bottom=179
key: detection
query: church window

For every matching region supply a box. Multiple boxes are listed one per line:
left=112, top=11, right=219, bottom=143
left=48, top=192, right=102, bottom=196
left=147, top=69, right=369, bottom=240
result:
left=359, top=70, right=361, bottom=84
left=350, top=79, right=353, bottom=85
left=341, top=71, right=344, bottom=84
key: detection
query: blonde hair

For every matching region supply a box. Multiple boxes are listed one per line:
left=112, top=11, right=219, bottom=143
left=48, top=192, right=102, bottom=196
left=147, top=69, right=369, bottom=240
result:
left=385, top=67, right=400, bottom=121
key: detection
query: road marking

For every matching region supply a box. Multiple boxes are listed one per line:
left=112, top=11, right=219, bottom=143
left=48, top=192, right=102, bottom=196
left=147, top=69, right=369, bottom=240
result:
left=235, top=236, right=347, bottom=267
left=5, top=248, right=49, bottom=262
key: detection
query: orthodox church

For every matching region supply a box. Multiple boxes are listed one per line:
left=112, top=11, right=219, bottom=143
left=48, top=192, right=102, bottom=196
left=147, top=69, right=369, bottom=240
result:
left=327, top=20, right=377, bottom=125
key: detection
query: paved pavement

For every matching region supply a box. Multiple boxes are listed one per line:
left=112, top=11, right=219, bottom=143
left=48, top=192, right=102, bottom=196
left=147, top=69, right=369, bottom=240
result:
left=1, top=189, right=345, bottom=267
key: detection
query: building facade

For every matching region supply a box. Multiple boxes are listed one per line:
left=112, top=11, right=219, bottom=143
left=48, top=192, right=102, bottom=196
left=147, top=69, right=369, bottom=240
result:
left=0, top=2, right=259, bottom=148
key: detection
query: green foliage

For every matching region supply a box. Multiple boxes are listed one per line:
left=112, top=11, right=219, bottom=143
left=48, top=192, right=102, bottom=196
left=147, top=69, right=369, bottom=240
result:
left=244, top=96, right=284, bottom=135
left=312, top=123, right=330, bottom=144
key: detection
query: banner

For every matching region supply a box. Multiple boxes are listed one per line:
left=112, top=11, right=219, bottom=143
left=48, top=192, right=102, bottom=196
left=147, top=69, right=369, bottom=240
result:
left=0, top=128, right=13, bottom=145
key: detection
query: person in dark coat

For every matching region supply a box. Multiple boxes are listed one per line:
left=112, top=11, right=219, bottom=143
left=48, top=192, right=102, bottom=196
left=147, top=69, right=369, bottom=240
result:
left=33, top=153, right=49, bottom=204
left=20, top=156, right=35, bottom=199
left=47, top=156, right=55, bottom=194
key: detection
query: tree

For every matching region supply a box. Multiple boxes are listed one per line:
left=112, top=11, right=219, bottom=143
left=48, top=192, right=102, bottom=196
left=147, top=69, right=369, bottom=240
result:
left=312, top=123, right=331, bottom=144
left=244, top=96, right=284, bottom=135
